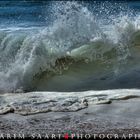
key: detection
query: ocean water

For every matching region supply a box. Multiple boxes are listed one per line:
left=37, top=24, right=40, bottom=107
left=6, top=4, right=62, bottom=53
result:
left=0, top=1, right=140, bottom=115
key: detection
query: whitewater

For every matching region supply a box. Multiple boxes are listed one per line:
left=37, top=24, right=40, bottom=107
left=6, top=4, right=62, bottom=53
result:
left=0, top=1, right=140, bottom=115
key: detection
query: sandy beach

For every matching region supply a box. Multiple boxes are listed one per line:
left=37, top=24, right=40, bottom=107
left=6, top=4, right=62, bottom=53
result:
left=0, top=97, right=140, bottom=138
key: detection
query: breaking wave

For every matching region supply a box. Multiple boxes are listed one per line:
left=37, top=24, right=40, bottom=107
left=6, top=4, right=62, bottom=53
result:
left=1, top=1, right=140, bottom=92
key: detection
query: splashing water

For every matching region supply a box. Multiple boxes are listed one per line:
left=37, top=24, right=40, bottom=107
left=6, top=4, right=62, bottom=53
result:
left=0, top=1, right=140, bottom=93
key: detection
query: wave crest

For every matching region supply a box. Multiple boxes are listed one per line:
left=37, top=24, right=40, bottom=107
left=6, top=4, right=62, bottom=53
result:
left=0, top=1, right=140, bottom=92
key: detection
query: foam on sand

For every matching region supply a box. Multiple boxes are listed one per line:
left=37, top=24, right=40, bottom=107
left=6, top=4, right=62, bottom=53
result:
left=0, top=89, right=139, bottom=115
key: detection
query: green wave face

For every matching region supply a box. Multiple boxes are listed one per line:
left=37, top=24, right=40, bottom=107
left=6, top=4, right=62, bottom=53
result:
left=30, top=31, right=140, bottom=92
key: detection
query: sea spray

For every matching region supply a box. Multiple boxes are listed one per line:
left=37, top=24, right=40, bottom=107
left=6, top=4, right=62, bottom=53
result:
left=0, top=1, right=140, bottom=92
